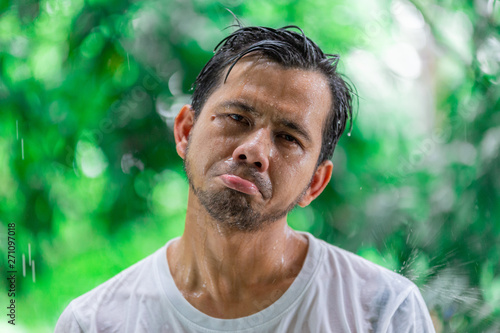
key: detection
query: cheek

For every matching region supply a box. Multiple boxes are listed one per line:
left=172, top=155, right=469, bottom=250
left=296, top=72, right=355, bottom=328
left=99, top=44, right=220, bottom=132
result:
left=190, top=132, right=238, bottom=174
left=270, top=141, right=308, bottom=168
left=274, top=150, right=314, bottom=173
left=271, top=157, right=313, bottom=191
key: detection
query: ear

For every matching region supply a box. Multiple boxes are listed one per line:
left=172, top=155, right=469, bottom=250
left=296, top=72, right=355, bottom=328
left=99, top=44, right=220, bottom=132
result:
left=298, top=160, right=333, bottom=207
left=174, top=104, right=195, bottom=159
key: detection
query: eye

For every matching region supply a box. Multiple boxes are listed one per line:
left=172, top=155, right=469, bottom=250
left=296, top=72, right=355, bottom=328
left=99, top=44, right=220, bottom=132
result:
left=229, top=114, right=244, bottom=122
left=227, top=114, right=250, bottom=125
left=278, top=133, right=299, bottom=145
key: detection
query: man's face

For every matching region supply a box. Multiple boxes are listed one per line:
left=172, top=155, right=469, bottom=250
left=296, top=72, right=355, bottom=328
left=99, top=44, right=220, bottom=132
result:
left=183, top=57, right=332, bottom=232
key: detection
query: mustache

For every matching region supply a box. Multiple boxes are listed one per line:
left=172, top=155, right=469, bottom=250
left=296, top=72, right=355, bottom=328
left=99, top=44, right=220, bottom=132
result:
left=222, top=161, right=272, bottom=199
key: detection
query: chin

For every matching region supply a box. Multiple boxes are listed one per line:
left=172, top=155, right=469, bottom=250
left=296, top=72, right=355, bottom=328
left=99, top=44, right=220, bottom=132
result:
left=199, top=188, right=262, bottom=229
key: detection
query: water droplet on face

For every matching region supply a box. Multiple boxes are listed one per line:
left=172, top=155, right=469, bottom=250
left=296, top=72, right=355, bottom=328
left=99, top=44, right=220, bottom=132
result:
left=216, top=223, right=223, bottom=236
left=347, top=132, right=351, bottom=137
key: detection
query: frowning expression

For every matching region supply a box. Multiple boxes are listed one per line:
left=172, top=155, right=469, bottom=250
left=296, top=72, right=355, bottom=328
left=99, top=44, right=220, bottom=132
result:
left=180, top=56, right=332, bottom=231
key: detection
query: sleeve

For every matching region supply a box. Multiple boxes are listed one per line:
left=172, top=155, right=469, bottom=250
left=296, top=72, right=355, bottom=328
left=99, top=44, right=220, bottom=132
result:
left=383, top=286, right=436, bottom=333
left=55, top=302, right=85, bottom=333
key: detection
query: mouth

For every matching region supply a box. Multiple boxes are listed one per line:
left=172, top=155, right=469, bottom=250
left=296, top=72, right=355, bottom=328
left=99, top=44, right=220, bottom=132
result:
left=219, top=174, right=261, bottom=196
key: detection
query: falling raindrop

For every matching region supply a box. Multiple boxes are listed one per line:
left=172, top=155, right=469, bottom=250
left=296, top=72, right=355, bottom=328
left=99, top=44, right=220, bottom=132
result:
left=16, top=120, right=18, bottom=140
left=127, top=53, right=130, bottom=70
left=21, top=138, right=24, bottom=160
left=32, top=260, right=36, bottom=283
left=22, top=254, right=25, bottom=277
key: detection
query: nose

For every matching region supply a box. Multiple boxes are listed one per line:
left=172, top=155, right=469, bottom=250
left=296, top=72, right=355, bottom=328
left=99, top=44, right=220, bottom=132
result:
left=232, top=128, right=270, bottom=172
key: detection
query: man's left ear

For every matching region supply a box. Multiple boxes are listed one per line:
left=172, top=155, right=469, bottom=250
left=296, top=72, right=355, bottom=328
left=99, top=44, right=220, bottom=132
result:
left=298, top=160, right=333, bottom=207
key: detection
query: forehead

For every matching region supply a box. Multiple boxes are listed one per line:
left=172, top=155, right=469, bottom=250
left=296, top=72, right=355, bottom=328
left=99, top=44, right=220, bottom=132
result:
left=203, top=57, right=332, bottom=141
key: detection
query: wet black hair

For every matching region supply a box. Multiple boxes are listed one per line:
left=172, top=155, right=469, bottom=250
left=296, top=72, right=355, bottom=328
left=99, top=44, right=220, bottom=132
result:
left=191, top=25, right=355, bottom=165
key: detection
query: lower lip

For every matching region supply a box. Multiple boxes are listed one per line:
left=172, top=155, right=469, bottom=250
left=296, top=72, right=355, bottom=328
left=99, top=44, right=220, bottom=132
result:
left=219, top=174, right=260, bottom=196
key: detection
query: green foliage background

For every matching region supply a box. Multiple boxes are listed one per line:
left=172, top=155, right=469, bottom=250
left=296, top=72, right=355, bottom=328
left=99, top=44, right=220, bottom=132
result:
left=1, top=0, right=499, bottom=331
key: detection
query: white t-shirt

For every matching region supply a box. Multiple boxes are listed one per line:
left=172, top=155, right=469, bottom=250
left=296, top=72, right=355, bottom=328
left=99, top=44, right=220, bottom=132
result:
left=55, top=232, right=435, bottom=332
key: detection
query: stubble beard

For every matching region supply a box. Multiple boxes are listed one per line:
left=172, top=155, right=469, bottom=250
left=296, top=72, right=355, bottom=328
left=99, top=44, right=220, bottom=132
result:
left=184, top=150, right=309, bottom=234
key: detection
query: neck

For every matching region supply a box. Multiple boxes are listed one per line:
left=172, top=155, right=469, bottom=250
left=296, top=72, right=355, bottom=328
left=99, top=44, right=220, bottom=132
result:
left=167, top=192, right=308, bottom=317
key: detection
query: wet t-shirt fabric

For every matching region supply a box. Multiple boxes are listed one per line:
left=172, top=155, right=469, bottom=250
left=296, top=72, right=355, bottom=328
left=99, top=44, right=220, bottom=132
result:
left=55, top=232, right=436, bottom=332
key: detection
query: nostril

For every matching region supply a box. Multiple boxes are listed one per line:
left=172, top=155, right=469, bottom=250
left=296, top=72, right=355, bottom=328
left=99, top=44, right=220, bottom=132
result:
left=239, top=154, right=247, bottom=160
left=255, top=162, right=262, bottom=168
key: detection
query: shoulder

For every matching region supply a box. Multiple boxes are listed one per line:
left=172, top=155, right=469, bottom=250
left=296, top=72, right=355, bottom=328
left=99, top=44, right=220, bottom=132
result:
left=305, top=235, right=435, bottom=332
left=312, top=236, right=415, bottom=294
left=55, top=302, right=84, bottom=333
left=56, top=245, right=167, bottom=332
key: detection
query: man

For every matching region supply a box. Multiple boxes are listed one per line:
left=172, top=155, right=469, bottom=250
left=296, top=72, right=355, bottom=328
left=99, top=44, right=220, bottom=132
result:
left=56, top=25, right=435, bottom=332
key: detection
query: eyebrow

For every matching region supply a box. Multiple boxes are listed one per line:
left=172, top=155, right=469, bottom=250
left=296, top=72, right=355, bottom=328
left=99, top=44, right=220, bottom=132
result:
left=220, top=100, right=312, bottom=143
left=220, top=100, right=259, bottom=116
left=277, top=118, right=312, bottom=143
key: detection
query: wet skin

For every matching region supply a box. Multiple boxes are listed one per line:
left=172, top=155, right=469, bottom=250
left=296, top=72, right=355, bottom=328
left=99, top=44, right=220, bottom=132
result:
left=169, top=56, right=334, bottom=319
